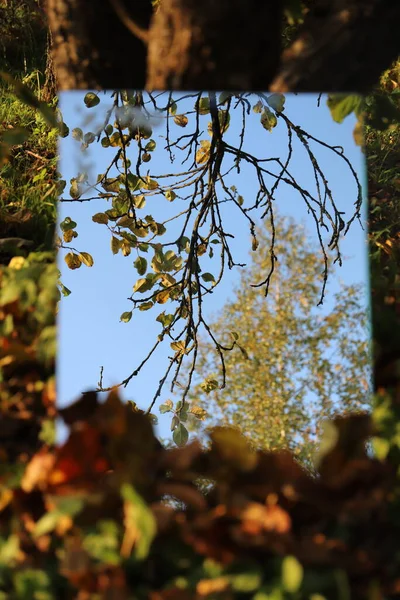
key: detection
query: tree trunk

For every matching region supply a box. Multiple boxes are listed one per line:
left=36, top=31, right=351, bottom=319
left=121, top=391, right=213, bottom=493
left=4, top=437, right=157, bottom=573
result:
left=44, top=0, right=400, bottom=92
left=45, top=0, right=151, bottom=89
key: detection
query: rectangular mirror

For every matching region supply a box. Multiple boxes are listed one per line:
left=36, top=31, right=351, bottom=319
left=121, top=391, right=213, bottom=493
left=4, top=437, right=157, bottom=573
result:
left=57, top=91, right=371, bottom=468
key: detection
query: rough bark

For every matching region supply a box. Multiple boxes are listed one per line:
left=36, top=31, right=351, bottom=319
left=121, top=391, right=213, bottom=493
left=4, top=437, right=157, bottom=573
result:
left=45, top=0, right=400, bottom=92
left=45, top=0, right=152, bottom=90
left=271, top=0, right=400, bottom=92
left=146, top=0, right=282, bottom=90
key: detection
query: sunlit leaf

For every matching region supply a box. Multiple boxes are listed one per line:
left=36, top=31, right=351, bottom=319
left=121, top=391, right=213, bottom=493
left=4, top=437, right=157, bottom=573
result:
left=120, top=311, right=132, bottom=323
left=282, top=556, right=303, bottom=593
left=92, top=212, right=109, bottom=224
left=79, top=252, right=94, bottom=267
left=111, top=236, right=122, bottom=255
left=174, top=114, right=188, bottom=127
left=64, top=252, right=82, bottom=270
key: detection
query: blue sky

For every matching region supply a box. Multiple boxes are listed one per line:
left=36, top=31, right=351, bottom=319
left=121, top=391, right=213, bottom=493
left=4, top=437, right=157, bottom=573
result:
left=57, top=92, right=369, bottom=442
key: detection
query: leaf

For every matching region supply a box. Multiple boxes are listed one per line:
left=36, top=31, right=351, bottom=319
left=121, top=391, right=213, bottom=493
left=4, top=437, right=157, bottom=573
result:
left=174, top=114, right=188, bottom=127
left=165, top=189, right=177, bottom=202
left=72, top=127, right=83, bottom=141
left=260, top=108, right=277, bottom=132
left=134, top=195, right=146, bottom=209
left=282, top=556, right=303, bottom=593
left=120, top=311, right=132, bottom=323
left=138, top=300, right=154, bottom=311
left=127, top=173, right=142, bottom=192
left=111, top=236, right=122, bottom=255
left=200, top=378, right=219, bottom=394
left=79, top=252, right=94, bottom=267
left=156, top=312, right=174, bottom=328
left=267, top=93, right=286, bottom=113
left=92, top=212, right=109, bottom=224
left=145, top=139, right=156, bottom=151
left=171, top=415, right=180, bottom=431
left=253, top=100, right=264, bottom=114
left=170, top=341, right=186, bottom=354
left=121, top=484, right=156, bottom=560
left=60, top=217, right=77, bottom=232
left=84, top=92, right=100, bottom=108
left=196, top=139, right=211, bottom=164
left=169, top=101, right=177, bottom=115
left=198, top=97, right=210, bottom=114
left=134, top=256, right=147, bottom=276
left=64, top=252, right=82, bottom=270
left=327, top=94, right=363, bottom=123
left=143, top=176, right=158, bottom=190
left=173, top=423, right=189, bottom=447
left=219, top=92, right=233, bottom=105
left=156, top=290, right=170, bottom=304
left=201, top=272, right=216, bottom=284
left=133, top=278, right=147, bottom=293
left=189, top=406, right=207, bottom=420
left=83, top=132, right=95, bottom=144
left=159, top=399, right=174, bottom=414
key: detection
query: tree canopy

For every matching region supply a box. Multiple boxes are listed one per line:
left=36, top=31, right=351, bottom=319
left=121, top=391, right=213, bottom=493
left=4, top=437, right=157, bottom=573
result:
left=182, top=214, right=371, bottom=467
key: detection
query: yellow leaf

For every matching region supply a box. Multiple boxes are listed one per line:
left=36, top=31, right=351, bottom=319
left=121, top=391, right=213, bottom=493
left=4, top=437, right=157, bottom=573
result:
left=79, top=252, right=94, bottom=267
left=111, top=236, right=122, bottom=255
left=64, top=252, right=82, bottom=270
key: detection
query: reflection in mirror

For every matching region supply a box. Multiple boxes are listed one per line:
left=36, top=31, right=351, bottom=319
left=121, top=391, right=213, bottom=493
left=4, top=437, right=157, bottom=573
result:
left=57, top=91, right=371, bottom=470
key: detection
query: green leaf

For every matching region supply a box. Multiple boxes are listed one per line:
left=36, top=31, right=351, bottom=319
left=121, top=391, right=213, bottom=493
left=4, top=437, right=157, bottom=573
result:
left=156, top=312, right=174, bottom=328
left=267, top=93, right=285, bottom=113
left=198, top=97, right=210, bottom=114
left=134, top=195, right=146, bottom=209
left=201, top=272, right=216, bottom=284
left=260, top=108, right=277, bottom=132
left=327, top=94, right=363, bottom=123
left=138, top=301, right=154, bottom=311
left=84, top=92, right=100, bottom=108
left=120, top=311, right=132, bottom=323
left=121, top=484, right=156, bottom=560
left=173, top=423, right=189, bottom=447
left=60, top=217, right=77, bottom=232
left=282, top=556, right=303, bottom=593
left=372, top=436, right=390, bottom=460
left=134, top=256, right=147, bottom=276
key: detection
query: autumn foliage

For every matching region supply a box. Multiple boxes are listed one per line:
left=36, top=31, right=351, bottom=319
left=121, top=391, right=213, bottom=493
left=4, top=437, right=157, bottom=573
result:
left=0, top=388, right=399, bottom=598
